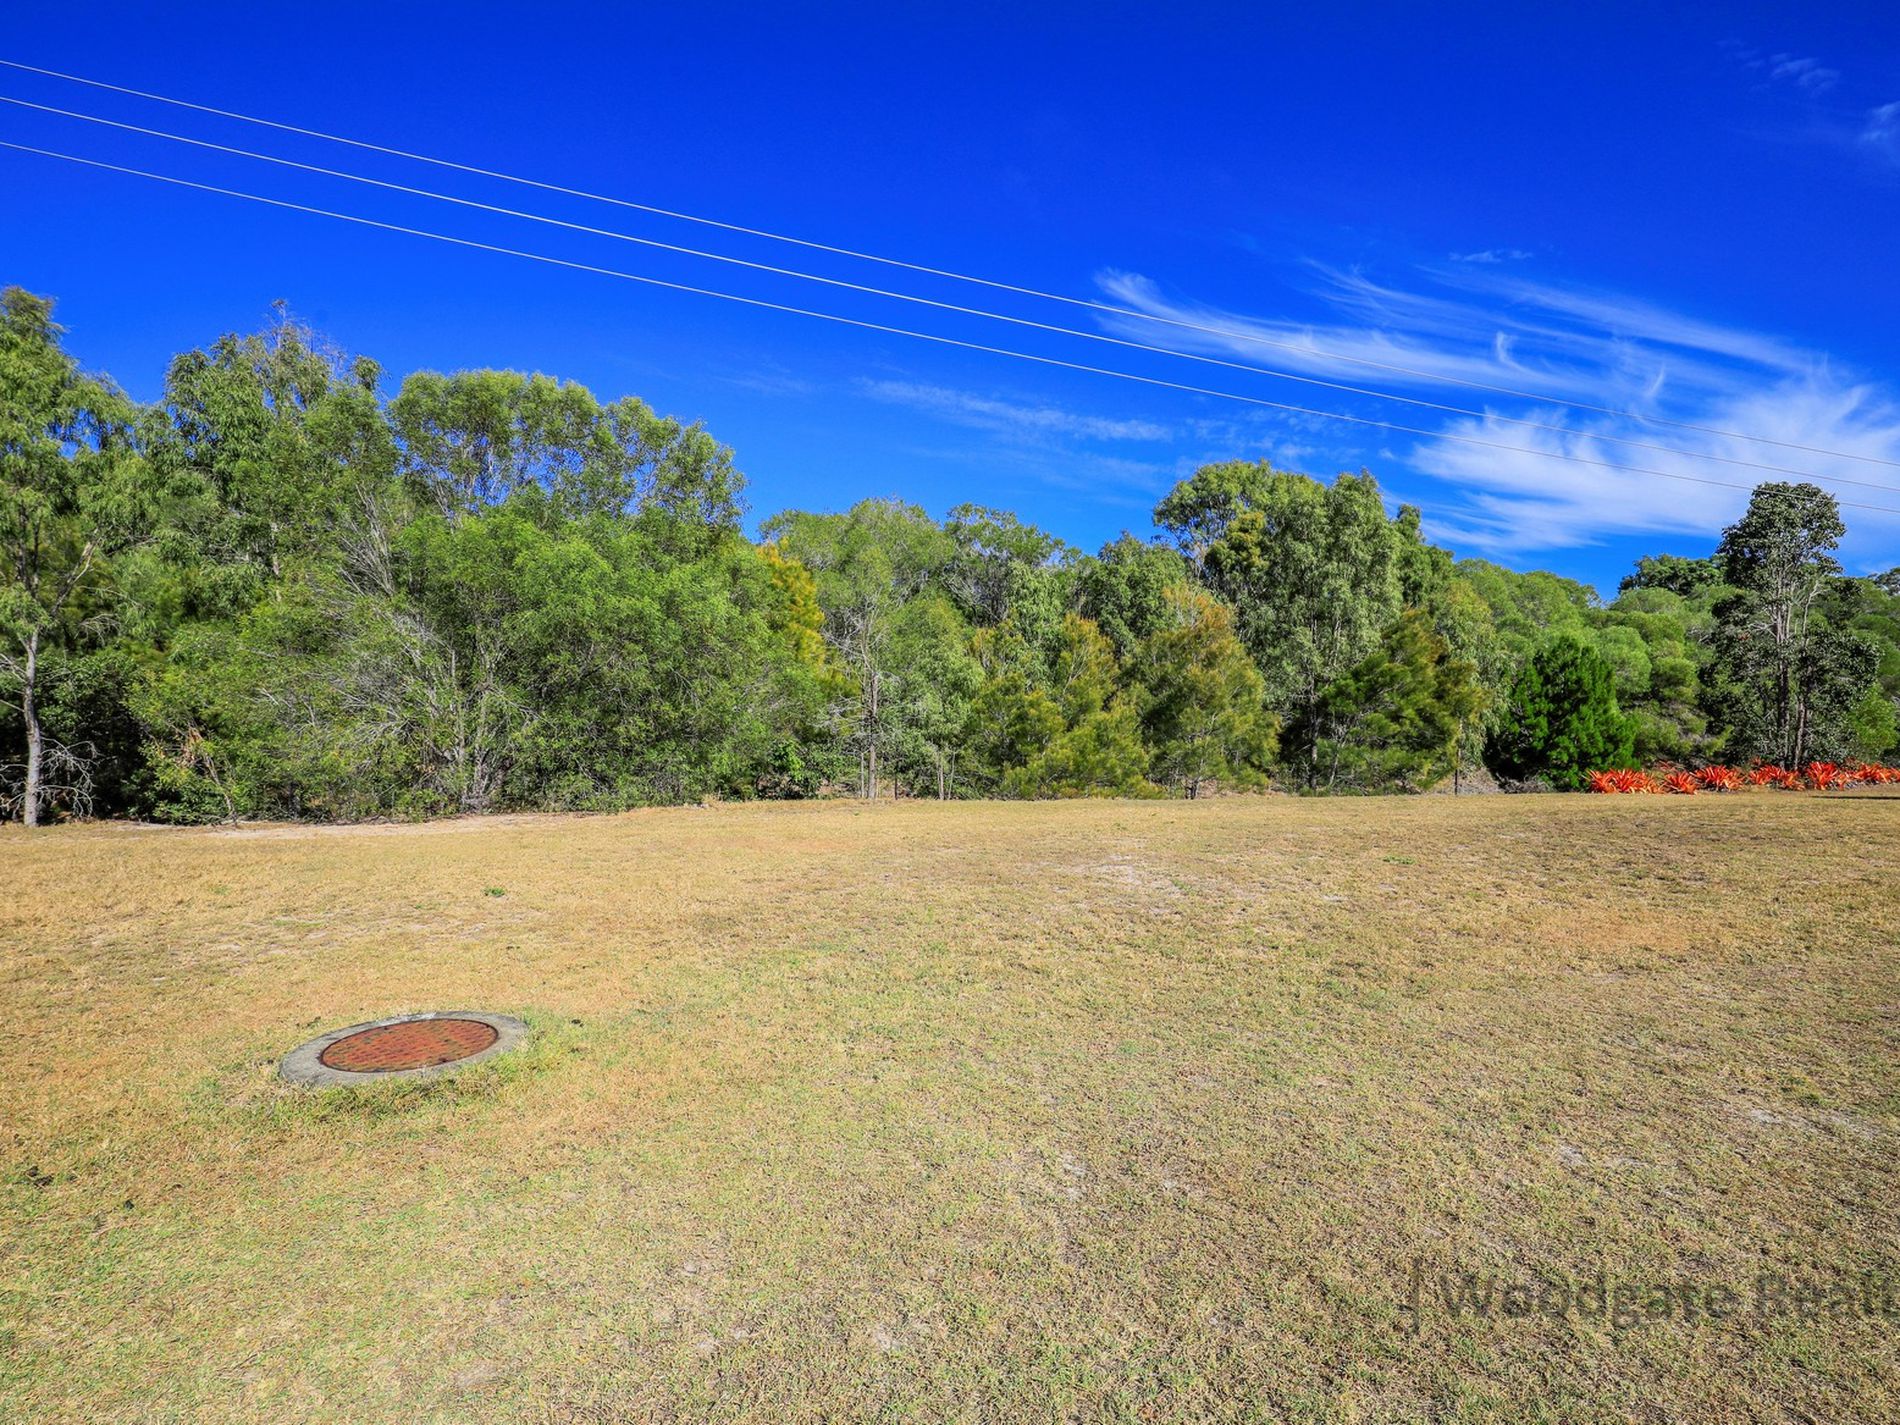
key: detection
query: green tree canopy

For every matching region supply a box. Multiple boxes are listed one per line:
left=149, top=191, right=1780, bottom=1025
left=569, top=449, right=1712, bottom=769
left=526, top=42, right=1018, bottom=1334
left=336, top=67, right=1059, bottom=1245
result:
left=1620, top=553, right=1721, bottom=597
left=763, top=500, right=959, bottom=797
left=1074, top=533, right=1191, bottom=660
left=390, top=369, right=743, bottom=532
left=1132, top=585, right=1276, bottom=798
left=1709, top=482, right=1875, bottom=765
left=1305, top=609, right=1484, bottom=793
left=0, top=288, right=145, bottom=824
left=1157, top=465, right=1425, bottom=773
left=998, top=615, right=1152, bottom=799
left=11, top=284, right=1900, bottom=823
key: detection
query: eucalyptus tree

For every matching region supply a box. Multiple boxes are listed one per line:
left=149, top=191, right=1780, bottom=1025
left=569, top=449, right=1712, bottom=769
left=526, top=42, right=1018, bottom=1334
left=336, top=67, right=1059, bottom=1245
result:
left=1620, top=553, right=1722, bottom=598
left=389, top=370, right=743, bottom=532
left=0, top=288, right=145, bottom=824
left=1710, top=482, right=1876, bottom=765
left=942, top=504, right=1072, bottom=625
left=1075, top=533, right=1191, bottom=660
left=1159, top=464, right=1417, bottom=769
left=135, top=309, right=401, bottom=820
left=1152, top=458, right=1273, bottom=569
left=885, top=592, right=983, bottom=798
left=762, top=499, right=958, bottom=797
left=1452, top=560, right=1594, bottom=666
left=146, top=306, right=380, bottom=611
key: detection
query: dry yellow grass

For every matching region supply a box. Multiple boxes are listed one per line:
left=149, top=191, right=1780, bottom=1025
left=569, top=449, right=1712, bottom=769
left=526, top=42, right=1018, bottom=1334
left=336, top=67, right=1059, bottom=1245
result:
left=1, top=793, right=1897, bottom=1423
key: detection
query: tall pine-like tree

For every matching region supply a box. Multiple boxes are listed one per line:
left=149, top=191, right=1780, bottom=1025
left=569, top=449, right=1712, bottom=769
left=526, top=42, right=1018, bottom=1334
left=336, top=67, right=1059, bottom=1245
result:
left=1306, top=609, right=1484, bottom=793
left=1486, top=634, right=1636, bottom=789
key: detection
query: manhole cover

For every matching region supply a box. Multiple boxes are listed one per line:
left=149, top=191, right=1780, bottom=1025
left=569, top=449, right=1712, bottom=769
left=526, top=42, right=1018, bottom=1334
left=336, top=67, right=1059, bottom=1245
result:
left=320, top=1017, right=499, bottom=1072
left=280, top=1011, right=527, bottom=1087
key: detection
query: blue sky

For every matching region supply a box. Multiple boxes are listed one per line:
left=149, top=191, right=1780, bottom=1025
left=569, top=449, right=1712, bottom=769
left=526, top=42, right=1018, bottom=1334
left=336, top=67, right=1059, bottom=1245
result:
left=3, top=2, right=1898, bottom=593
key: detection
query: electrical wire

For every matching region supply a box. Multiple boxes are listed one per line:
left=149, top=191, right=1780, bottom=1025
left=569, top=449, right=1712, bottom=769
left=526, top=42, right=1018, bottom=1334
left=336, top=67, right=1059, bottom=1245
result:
left=8, top=92, right=1896, bottom=495
left=4, top=55, right=1896, bottom=472
left=8, top=138, right=1900, bottom=517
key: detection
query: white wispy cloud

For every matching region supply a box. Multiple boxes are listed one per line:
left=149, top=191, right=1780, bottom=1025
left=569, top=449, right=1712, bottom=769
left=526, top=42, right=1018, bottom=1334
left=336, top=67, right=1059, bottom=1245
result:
left=1769, top=53, right=1841, bottom=92
left=1722, top=41, right=1842, bottom=94
left=1089, top=264, right=1900, bottom=563
left=1450, top=248, right=1533, bottom=265
left=1720, top=39, right=1898, bottom=175
left=1864, top=101, right=1900, bottom=163
left=858, top=379, right=1174, bottom=443
left=720, top=366, right=817, bottom=397
left=845, top=229, right=1898, bottom=569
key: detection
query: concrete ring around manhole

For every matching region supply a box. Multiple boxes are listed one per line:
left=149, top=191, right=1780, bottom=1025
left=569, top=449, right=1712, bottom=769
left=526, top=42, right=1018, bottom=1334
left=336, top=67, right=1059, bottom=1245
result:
left=279, top=1011, right=528, bottom=1087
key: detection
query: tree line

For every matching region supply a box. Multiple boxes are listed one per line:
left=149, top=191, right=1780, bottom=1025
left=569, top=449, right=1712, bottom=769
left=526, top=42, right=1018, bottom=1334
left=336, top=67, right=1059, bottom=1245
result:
left=4, top=286, right=1896, bottom=824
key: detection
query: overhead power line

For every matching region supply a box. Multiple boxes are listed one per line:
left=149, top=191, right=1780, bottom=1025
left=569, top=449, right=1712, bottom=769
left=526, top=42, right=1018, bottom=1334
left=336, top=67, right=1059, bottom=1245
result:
left=8, top=139, right=1900, bottom=519
left=4, top=55, right=1897, bottom=474
left=8, top=93, right=1898, bottom=497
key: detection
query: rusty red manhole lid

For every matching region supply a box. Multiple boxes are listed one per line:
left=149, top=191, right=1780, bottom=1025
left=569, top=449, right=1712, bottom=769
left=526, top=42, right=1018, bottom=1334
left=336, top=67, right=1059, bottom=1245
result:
left=319, top=1017, right=500, bottom=1072
left=280, top=1011, right=527, bottom=1086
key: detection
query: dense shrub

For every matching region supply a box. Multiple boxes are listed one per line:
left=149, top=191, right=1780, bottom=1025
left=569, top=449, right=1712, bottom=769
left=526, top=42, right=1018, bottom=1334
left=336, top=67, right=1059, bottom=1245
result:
left=1486, top=635, right=1637, bottom=789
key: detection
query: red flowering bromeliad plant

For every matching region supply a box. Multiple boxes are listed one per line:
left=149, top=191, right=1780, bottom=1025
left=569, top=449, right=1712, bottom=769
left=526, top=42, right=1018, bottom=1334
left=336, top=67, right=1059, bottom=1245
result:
left=1586, top=769, right=1663, bottom=794
left=1586, top=762, right=1900, bottom=794
left=1747, top=764, right=1795, bottom=788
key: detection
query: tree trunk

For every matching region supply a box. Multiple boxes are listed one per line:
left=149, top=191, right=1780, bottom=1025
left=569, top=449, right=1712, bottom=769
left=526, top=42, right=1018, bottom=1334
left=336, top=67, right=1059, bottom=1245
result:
left=21, top=628, right=40, bottom=828
left=865, top=671, right=879, bottom=801
left=205, top=758, right=238, bottom=827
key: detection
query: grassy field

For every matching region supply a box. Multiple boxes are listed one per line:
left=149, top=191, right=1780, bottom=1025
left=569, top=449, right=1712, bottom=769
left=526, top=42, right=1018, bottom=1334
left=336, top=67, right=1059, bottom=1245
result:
left=2, top=793, right=1897, bottom=1423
